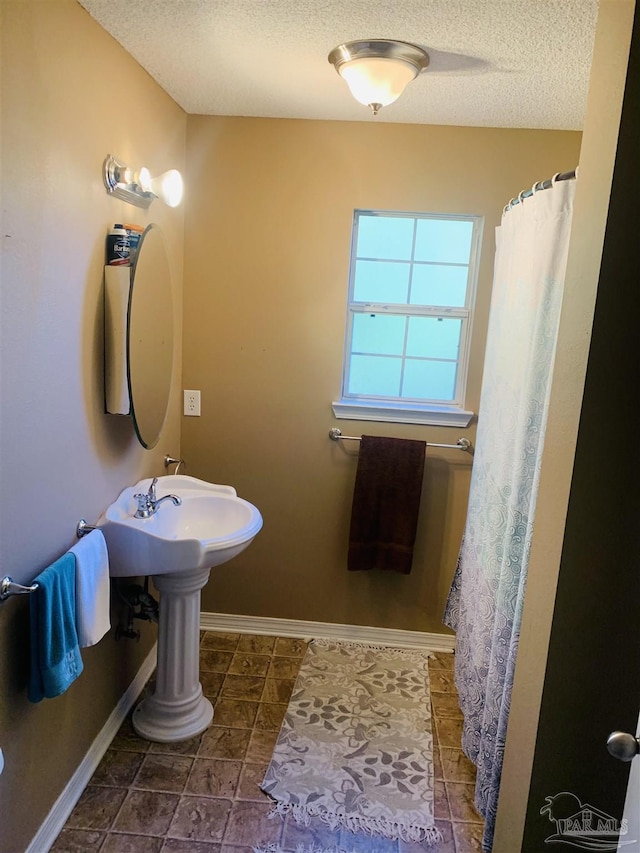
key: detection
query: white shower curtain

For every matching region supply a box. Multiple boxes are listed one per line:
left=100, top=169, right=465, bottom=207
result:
left=444, top=176, right=576, bottom=851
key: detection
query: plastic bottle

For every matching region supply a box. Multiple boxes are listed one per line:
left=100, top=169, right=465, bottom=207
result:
left=124, top=223, right=144, bottom=261
left=106, top=224, right=130, bottom=265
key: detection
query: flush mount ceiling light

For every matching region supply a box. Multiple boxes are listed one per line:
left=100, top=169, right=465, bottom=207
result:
left=103, top=155, right=184, bottom=209
left=328, top=39, right=429, bottom=115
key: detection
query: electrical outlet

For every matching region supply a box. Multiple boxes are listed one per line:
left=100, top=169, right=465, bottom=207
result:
left=183, top=390, right=201, bottom=416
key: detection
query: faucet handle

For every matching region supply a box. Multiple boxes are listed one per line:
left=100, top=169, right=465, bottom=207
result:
left=133, top=492, right=151, bottom=517
left=148, top=477, right=158, bottom=501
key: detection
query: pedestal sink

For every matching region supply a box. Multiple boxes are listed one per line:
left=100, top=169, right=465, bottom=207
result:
left=98, top=475, right=263, bottom=742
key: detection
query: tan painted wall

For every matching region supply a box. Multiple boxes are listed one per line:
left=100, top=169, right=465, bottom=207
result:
left=183, top=117, right=582, bottom=634
left=0, top=2, right=186, bottom=850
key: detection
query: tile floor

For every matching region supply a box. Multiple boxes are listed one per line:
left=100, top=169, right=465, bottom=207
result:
left=52, top=632, right=483, bottom=853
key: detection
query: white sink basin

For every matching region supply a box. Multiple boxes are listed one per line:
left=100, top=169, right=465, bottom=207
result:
left=99, top=474, right=263, bottom=577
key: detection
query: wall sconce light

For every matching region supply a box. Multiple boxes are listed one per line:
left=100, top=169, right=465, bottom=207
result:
left=328, top=39, right=429, bottom=115
left=103, top=155, right=184, bottom=208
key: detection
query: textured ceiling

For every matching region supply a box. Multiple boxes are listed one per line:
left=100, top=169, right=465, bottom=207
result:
left=78, top=0, right=599, bottom=130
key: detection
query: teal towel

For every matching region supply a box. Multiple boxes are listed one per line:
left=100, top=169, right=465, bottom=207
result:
left=28, top=552, right=84, bottom=703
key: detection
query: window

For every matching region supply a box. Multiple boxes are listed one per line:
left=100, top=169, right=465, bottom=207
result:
left=332, top=210, right=483, bottom=426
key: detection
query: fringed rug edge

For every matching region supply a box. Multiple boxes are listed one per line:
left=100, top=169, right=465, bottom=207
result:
left=253, top=846, right=354, bottom=853
left=310, top=636, right=436, bottom=660
left=253, top=846, right=358, bottom=853
left=266, top=801, right=443, bottom=845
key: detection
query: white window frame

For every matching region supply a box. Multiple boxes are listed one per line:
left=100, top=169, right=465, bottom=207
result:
left=332, top=209, right=483, bottom=427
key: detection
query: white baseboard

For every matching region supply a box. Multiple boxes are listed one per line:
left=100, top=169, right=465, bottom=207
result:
left=27, top=643, right=157, bottom=853
left=200, top=612, right=455, bottom=653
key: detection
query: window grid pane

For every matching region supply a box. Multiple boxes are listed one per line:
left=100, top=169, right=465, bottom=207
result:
left=348, top=354, right=402, bottom=397
left=353, top=259, right=411, bottom=303
left=410, top=263, right=469, bottom=307
left=351, top=313, right=407, bottom=356
left=344, top=210, right=481, bottom=407
left=401, top=358, right=458, bottom=401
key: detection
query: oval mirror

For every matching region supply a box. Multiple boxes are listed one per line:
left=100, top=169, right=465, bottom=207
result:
left=127, top=224, right=174, bottom=449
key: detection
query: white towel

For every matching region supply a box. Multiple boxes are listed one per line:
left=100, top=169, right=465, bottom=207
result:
left=70, top=529, right=111, bottom=647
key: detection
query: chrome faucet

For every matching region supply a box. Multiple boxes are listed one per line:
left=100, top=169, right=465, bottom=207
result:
left=133, top=477, right=182, bottom=519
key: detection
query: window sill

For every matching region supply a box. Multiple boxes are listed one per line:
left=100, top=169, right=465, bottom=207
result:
left=331, top=400, right=475, bottom=428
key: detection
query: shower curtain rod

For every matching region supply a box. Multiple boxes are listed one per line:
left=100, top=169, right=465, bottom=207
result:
left=504, top=168, right=576, bottom=214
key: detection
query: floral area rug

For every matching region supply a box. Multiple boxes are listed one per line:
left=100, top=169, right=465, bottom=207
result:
left=260, top=638, right=441, bottom=846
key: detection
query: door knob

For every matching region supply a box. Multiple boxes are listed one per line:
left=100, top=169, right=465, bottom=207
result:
left=607, top=731, right=640, bottom=762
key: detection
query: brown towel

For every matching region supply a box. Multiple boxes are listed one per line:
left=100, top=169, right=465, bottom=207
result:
left=347, top=435, right=426, bottom=574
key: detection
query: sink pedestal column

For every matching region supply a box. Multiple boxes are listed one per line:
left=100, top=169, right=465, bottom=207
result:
left=133, top=567, right=213, bottom=742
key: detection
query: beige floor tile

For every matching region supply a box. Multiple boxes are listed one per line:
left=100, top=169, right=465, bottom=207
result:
left=66, top=786, right=128, bottom=831
left=261, top=677, right=296, bottom=703
left=280, top=814, right=342, bottom=850
left=267, top=657, right=302, bottom=679
left=185, top=757, right=243, bottom=798
left=434, top=780, right=451, bottom=820
left=431, top=692, right=463, bottom=720
left=201, top=671, right=226, bottom=698
left=254, top=702, right=287, bottom=732
left=429, top=670, right=456, bottom=692
left=133, top=754, right=193, bottom=793
left=229, top=653, right=271, bottom=676
left=429, top=652, right=455, bottom=670
left=113, top=790, right=180, bottom=835
left=101, top=833, right=164, bottom=852
left=200, top=650, right=234, bottom=672
left=201, top=632, right=240, bottom=651
left=220, top=846, right=254, bottom=853
left=149, top=733, right=204, bottom=757
left=221, top=674, right=266, bottom=700
left=90, top=750, right=145, bottom=787
left=162, top=840, right=221, bottom=852
left=110, top=718, right=151, bottom=753
left=211, top=699, right=259, bottom=729
left=223, top=800, right=283, bottom=846
left=433, top=745, right=443, bottom=780
left=274, top=637, right=308, bottom=657
left=452, top=820, right=484, bottom=852
left=432, top=717, right=440, bottom=748
left=435, top=717, right=464, bottom=749
left=339, top=830, right=398, bottom=852
left=50, top=828, right=105, bottom=852
left=237, top=634, right=276, bottom=654
left=168, top=796, right=233, bottom=843
left=446, top=782, right=483, bottom=823
left=236, top=762, right=270, bottom=801
left=439, top=748, right=477, bottom=784
left=246, top=729, right=279, bottom=763
left=198, top=726, right=251, bottom=760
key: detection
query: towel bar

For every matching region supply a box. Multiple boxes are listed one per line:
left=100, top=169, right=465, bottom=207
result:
left=0, top=576, right=38, bottom=601
left=328, top=427, right=472, bottom=453
left=76, top=519, right=98, bottom=538
left=1, top=519, right=99, bottom=600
